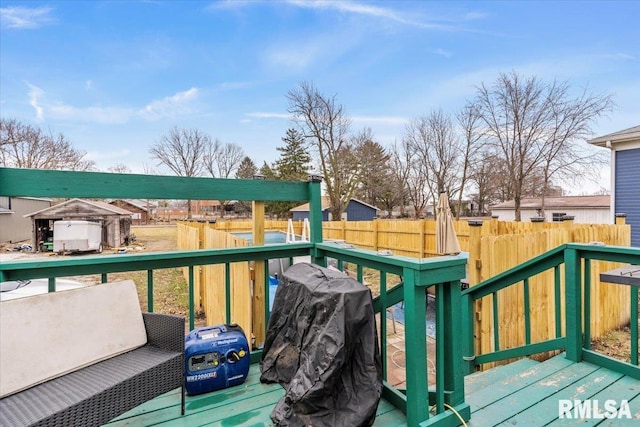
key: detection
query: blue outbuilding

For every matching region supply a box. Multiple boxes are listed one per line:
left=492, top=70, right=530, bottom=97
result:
left=290, top=197, right=379, bottom=221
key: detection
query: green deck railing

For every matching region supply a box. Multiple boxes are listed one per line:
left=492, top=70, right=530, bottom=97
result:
left=462, top=243, right=640, bottom=380
left=0, top=167, right=469, bottom=427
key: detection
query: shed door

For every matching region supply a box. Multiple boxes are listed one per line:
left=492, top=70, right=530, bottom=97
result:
left=615, top=148, right=640, bottom=247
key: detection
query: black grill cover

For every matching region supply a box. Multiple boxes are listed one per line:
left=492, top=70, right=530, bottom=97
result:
left=260, top=262, right=382, bottom=426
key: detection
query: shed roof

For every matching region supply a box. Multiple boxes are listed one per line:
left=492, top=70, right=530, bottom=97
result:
left=290, top=196, right=379, bottom=212
left=588, top=125, right=640, bottom=147
left=491, top=195, right=610, bottom=210
left=25, top=198, right=134, bottom=218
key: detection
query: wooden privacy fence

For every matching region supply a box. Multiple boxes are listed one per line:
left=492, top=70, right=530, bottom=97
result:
left=179, top=218, right=632, bottom=359
left=468, top=218, right=632, bottom=366
left=177, top=223, right=253, bottom=342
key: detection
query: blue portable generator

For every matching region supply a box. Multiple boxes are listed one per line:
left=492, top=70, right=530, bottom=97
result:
left=184, top=324, right=250, bottom=395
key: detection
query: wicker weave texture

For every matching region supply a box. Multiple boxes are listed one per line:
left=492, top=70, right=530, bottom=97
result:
left=0, top=313, right=184, bottom=427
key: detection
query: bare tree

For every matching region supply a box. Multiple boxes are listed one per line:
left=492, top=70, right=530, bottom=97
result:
left=202, top=140, right=244, bottom=217
left=1, top=118, right=94, bottom=170
left=394, top=138, right=430, bottom=218
left=537, top=84, right=613, bottom=215
left=287, top=81, right=360, bottom=221
left=355, top=133, right=393, bottom=208
left=474, top=72, right=614, bottom=221
left=404, top=110, right=461, bottom=212
left=455, top=102, right=485, bottom=219
left=149, top=127, right=209, bottom=218
left=107, top=164, right=131, bottom=174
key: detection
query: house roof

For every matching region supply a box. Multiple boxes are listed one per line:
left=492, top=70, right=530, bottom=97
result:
left=290, top=196, right=379, bottom=212
left=491, top=195, right=610, bottom=210
left=109, top=199, right=159, bottom=212
left=588, top=125, right=640, bottom=147
left=25, top=198, right=134, bottom=217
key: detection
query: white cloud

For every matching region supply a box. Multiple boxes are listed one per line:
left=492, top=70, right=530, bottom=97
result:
left=284, top=0, right=457, bottom=31
left=0, top=6, right=54, bottom=29
left=432, top=48, right=453, bottom=58
left=85, top=80, right=93, bottom=90
left=138, top=87, right=200, bottom=121
left=26, top=82, right=44, bottom=120
left=23, top=84, right=201, bottom=124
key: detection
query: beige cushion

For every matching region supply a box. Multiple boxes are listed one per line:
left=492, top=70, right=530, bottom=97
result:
left=0, top=280, right=147, bottom=398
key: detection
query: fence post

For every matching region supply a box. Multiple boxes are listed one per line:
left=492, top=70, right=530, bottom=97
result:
left=531, top=216, right=545, bottom=232
left=252, top=200, right=266, bottom=349
left=466, top=220, right=483, bottom=373
left=564, top=246, right=583, bottom=362
left=615, top=213, right=626, bottom=225
left=372, top=219, right=379, bottom=251
left=419, top=219, right=426, bottom=258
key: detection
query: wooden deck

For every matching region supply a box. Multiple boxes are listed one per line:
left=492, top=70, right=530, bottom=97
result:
left=104, top=364, right=407, bottom=426
left=465, top=354, right=640, bottom=426
left=105, top=353, right=639, bottom=427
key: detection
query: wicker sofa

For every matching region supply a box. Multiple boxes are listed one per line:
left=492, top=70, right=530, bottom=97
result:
left=0, top=280, right=185, bottom=427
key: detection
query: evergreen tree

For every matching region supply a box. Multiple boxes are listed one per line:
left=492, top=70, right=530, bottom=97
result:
left=235, top=156, right=257, bottom=179
left=274, top=128, right=311, bottom=181
left=235, top=157, right=258, bottom=216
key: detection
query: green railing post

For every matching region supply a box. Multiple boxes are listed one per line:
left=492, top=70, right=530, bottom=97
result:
left=147, top=270, right=153, bottom=313
left=461, top=293, right=476, bottom=375
left=564, top=247, right=582, bottom=362
left=631, top=286, right=638, bottom=366
left=402, top=267, right=429, bottom=426
left=308, top=176, right=324, bottom=266
left=440, top=280, right=466, bottom=408
left=188, top=266, right=195, bottom=332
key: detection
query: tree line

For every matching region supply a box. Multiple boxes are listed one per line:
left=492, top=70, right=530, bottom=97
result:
left=0, top=71, right=614, bottom=221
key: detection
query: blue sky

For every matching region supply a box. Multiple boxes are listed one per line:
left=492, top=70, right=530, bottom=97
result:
left=1, top=1, right=638, bottom=192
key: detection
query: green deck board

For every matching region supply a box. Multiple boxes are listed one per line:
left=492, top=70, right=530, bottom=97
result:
left=468, top=361, right=601, bottom=426
left=497, top=365, right=623, bottom=426
left=105, top=364, right=407, bottom=427
left=466, top=354, right=574, bottom=412
left=464, top=357, right=539, bottom=395
left=594, top=392, right=640, bottom=426
left=545, top=375, right=640, bottom=426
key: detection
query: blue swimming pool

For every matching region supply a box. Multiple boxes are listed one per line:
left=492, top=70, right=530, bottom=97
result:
left=231, top=231, right=304, bottom=245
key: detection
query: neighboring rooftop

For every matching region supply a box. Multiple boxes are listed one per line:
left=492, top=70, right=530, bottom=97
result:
left=491, top=195, right=610, bottom=210
left=587, top=125, right=640, bottom=147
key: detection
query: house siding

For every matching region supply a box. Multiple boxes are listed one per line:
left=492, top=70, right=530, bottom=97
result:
left=0, top=197, right=51, bottom=243
left=615, top=148, right=640, bottom=247
left=345, top=201, right=377, bottom=221
left=491, top=207, right=610, bottom=223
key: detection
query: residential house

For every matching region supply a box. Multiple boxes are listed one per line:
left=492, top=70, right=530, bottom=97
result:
left=588, top=125, right=640, bottom=247
left=490, top=195, right=610, bottom=223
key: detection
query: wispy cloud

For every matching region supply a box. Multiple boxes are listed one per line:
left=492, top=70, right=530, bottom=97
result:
left=1, top=6, right=54, bottom=29
left=211, top=0, right=479, bottom=32
left=432, top=48, right=453, bottom=58
left=24, top=84, right=201, bottom=124
left=138, top=87, right=200, bottom=121
left=285, top=0, right=455, bottom=30
left=26, top=82, right=45, bottom=119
